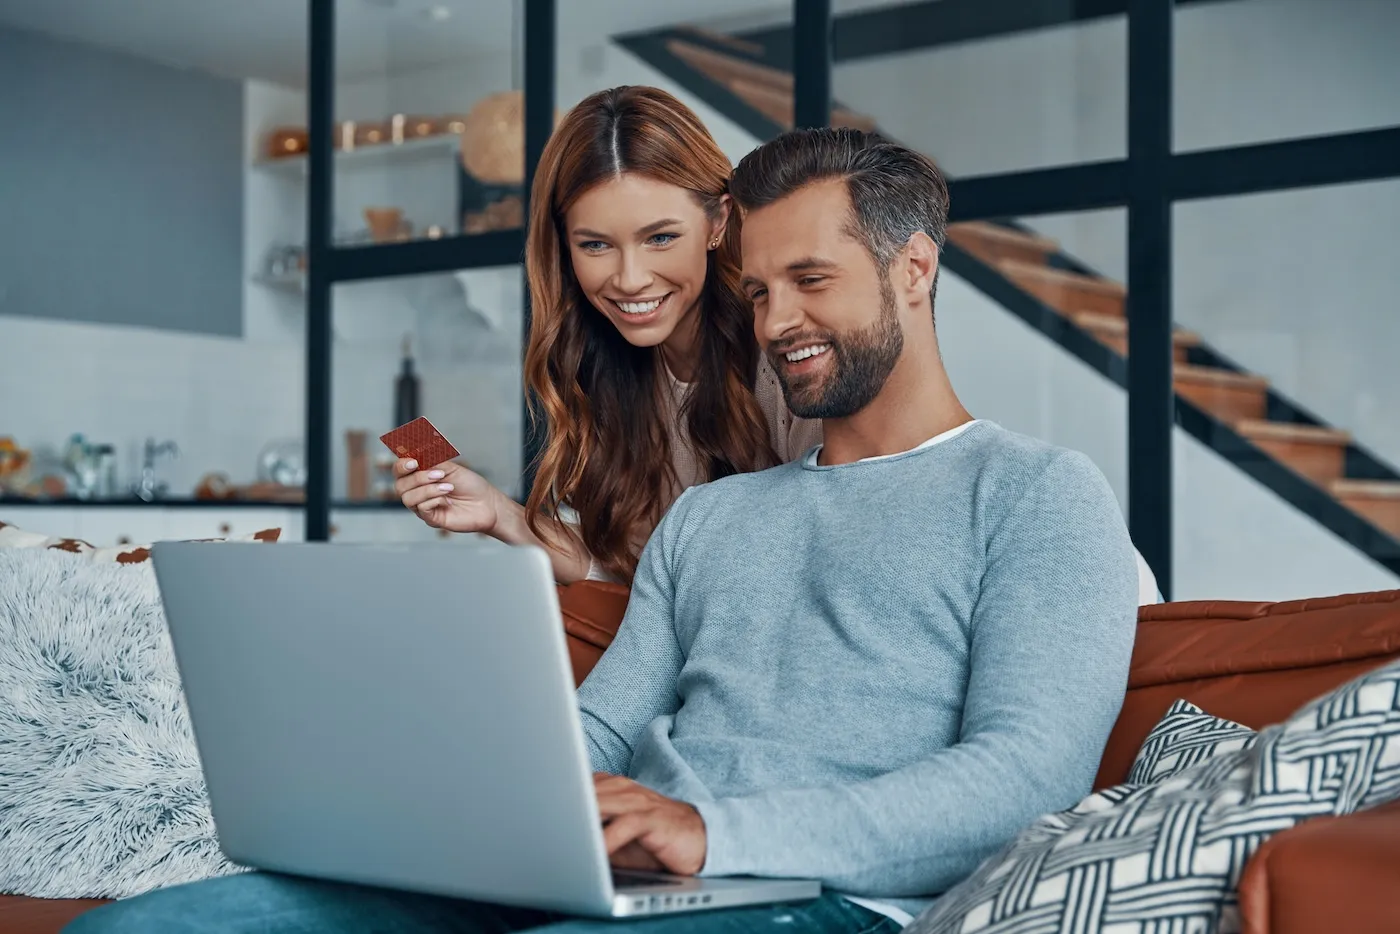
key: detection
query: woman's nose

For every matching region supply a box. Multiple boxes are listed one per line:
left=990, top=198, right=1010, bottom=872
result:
left=614, top=250, right=654, bottom=295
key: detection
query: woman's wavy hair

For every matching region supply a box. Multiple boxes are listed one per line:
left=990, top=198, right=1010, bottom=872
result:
left=523, top=85, right=775, bottom=582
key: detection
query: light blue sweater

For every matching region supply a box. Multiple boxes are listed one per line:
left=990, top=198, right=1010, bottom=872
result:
left=577, top=421, right=1139, bottom=918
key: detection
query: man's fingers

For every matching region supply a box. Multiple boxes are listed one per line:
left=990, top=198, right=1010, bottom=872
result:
left=602, top=812, right=652, bottom=856
left=595, top=791, right=656, bottom=819
left=610, top=841, right=665, bottom=872
left=593, top=773, right=634, bottom=790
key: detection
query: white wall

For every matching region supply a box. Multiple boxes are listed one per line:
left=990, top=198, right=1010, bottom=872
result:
left=554, top=4, right=764, bottom=166
left=834, top=0, right=1400, bottom=175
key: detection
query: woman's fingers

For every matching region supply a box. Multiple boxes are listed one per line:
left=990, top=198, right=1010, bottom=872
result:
left=401, top=482, right=455, bottom=510
left=394, top=468, right=453, bottom=499
left=414, top=496, right=446, bottom=515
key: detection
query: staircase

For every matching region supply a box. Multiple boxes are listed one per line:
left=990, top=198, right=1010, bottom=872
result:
left=948, top=221, right=1400, bottom=541
left=616, top=25, right=1400, bottom=573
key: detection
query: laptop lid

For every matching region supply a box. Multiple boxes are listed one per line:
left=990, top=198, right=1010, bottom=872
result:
left=152, top=540, right=617, bottom=917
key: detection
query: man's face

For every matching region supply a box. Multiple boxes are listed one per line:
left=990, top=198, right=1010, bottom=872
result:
left=740, top=179, right=904, bottom=419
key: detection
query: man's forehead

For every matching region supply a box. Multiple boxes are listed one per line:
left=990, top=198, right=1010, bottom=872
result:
left=746, top=178, right=849, bottom=227
left=742, top=180, right=854, bottom=267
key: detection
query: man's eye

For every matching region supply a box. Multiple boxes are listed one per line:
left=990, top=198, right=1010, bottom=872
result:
left=798, top=276, right=824, bottom=286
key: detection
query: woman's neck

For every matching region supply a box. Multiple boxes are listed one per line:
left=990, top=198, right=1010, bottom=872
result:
left=658, top=297, right=703, bottom=383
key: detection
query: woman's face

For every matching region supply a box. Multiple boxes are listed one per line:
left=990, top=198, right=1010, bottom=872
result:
left=564, top=172, right=728, bottom=352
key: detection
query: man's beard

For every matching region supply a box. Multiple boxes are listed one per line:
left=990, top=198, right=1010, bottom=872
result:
left=768, top=273, right=904, bottom=420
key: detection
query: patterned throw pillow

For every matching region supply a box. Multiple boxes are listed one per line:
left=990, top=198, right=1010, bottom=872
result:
left=1127, top=699, right=1258, bottom=785
left=0, top=519, right=280, bottom=564
left=907, top=658, right=1400, bottom=934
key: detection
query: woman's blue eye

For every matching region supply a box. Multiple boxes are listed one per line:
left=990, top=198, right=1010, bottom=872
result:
left=579, top=240, right=608, bottom=252
left=648, top=233, right=678, bottom=246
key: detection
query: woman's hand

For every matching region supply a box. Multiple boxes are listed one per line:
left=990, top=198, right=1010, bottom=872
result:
left=394, top=458, right=503, bottom=535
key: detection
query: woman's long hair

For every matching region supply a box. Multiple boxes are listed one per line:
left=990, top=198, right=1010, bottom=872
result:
left=523, top=86, right=776, bottom=583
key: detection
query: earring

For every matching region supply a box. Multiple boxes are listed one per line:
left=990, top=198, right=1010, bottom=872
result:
left=709, top=238, right=721, bottom=249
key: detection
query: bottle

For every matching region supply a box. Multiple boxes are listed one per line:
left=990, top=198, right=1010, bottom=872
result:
left=394, top=334, right=420, bottom=427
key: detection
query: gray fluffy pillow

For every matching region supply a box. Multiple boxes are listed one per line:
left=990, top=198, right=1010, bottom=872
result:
left=0, top=549, right=244, bottom=898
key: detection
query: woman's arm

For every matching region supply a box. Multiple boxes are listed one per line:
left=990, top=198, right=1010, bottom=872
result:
left=489, top=494, right=600, bottom=585
left=395, top=458, right=598, bottom=584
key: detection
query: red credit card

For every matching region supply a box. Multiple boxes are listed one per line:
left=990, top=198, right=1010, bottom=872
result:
left=379, top=416, right=461, bottom=469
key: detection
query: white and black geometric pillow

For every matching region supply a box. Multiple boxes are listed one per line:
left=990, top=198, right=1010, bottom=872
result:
left=1127, top=699, right=1258, bottom=785
left=907, top=658, right=1400, bottom=934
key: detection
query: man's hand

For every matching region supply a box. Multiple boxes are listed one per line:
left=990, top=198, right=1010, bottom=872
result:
left=594, top=773, right=707, bottom=876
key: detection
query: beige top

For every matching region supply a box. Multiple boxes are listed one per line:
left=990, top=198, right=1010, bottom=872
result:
left=663, top=354, right=825, bottom=499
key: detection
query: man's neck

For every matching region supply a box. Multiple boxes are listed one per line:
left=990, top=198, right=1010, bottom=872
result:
left=817, top=350, right=972, bottom=466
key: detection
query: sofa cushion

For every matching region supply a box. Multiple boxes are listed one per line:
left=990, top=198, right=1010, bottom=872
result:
left=1126, top=699, right=1257, bottom=785
left=0, top=518, right=281, bottom=564
left=1098, top=590, right=1400, bottom=788
left=906, top=656, right=1400, bottom=934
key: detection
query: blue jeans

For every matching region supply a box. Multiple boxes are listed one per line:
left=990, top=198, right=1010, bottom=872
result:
left=63, top=871, right=901, bottom=934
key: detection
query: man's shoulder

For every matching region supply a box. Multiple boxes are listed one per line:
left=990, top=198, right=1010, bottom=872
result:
left=959, top=423, right=1117, bottom=515
left=960, top=422, right=1097, bottom=479
left=658, top=460, right=803, bottom=532
left=680, top=459, right=804, bottom=511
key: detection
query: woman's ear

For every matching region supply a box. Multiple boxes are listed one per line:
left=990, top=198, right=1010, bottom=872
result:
left=710, top=194, right=734, bottom=247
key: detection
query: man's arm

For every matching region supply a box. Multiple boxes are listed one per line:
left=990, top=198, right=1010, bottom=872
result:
left=692, top=452, right=1139, bottom=896
left=576, top=491, right=691, bottom=777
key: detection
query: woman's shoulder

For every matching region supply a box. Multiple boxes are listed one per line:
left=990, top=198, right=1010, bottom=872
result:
left=753, top=355, right=824, bottom=463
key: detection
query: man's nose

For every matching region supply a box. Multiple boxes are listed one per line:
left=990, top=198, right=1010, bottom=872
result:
left=758, top=286, right=804, bottom=345
left=613, top=250, right=653, bottom=295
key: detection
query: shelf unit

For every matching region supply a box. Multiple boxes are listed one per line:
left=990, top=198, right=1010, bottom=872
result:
left=253, top=134, right=462, bottom=177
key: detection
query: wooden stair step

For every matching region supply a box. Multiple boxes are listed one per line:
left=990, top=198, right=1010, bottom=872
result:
left=1235, top=419, right=1351, bottom=486
left=1333, top=480, right=1400, bottom=539
left=1173, top=364, right=1269, bottom=422
left=668, top=39, right=792, bottom=91
left=1234, top=419, right=1350, bottom=445
left=947, top=221, right=1059, bottom=267
left=724, top=78, right=876, bottom=132
left=673, top=26, right=766, bottom=57
left=1071, top=312, right=1199, bottom=362
left=668, top=39, right=876, bottom=132
left=999, top=259, right=1126, bottom=318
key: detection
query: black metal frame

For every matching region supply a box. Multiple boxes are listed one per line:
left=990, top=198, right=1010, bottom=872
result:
left=301, top=0, right=1400, bottom=592
left=302, top=0, right=551, bottom=541
left=1126, top=0, right=1175, bottom=593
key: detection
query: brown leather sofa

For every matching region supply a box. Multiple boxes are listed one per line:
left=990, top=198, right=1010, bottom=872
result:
left=4, top=584, right=1398, bottom=933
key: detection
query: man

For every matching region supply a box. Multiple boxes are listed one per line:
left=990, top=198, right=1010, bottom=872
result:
left=70, top=129, right=1138, bottom=934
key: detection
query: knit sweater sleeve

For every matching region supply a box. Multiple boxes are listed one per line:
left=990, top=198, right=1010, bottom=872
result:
left=575, top=491, right=690, bottom=776
left=691, top=452, right=1139, bottom=896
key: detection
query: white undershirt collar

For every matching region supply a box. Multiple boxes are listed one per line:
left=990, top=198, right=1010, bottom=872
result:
left=804, top=419, right=982, bottom=468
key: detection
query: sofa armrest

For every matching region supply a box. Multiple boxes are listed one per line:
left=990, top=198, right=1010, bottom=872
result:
left=1239, top=797, right=1400, bottom=934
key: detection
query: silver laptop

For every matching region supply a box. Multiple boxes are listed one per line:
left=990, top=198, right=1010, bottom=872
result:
left=151, top=539, right=820, bottom=918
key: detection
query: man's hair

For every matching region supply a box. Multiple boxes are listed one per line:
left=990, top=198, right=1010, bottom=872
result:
left=729, top=127, right=950, bottom=306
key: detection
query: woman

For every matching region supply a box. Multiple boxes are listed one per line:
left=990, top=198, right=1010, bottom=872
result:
left=396, top=85, right=820, bottom=584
